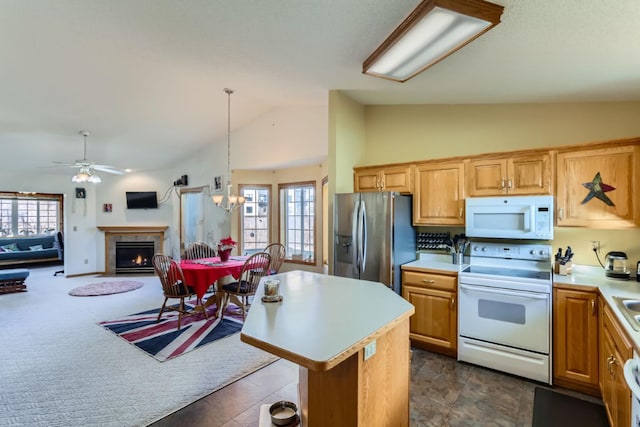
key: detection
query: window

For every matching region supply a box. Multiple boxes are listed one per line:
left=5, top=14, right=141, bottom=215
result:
left=279, top=181, right=315, bottom=265
left=239, top=185, right=270, bottom=255
left=0, top=192, right=63, bottom=237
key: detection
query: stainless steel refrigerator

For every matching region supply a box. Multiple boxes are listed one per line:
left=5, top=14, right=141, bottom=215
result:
left=333, top=192, right=416, bottom=294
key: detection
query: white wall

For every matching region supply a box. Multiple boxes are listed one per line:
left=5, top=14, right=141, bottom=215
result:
left=1, top=105, right=328, bottom=275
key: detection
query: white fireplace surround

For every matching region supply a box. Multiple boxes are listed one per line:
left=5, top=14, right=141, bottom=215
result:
left=98, top=226, right=168, bottom=275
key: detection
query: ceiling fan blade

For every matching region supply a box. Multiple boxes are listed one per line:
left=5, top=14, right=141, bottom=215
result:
left=51, top=161, right=78, bottom=167
left=92, top=164, right=125, bottom=175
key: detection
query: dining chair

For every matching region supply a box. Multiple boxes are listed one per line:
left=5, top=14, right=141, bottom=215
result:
left=184, top=241, right=217, bottom=260
left=264, top=242, right=286, bottom=274
left=152, top=254, right=208, bottom=330
left=219, top=251, right=271, bottom=321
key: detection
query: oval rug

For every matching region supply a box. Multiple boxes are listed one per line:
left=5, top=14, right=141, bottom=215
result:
left=69, top=281, right=144, bottom=297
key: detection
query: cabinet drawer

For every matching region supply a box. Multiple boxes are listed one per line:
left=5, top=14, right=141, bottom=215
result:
left=402, top=271, right=456, bottom=291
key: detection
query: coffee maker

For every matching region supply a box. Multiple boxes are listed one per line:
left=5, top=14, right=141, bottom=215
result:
left=605, top=251, right=630, bottom=280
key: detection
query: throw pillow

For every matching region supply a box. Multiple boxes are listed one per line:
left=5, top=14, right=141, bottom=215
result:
left=1, top=243, right=19, bottom=252
left=29, top=244, right=44, bottom=251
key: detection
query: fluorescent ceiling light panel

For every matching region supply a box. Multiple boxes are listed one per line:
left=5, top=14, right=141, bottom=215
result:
left=363, top=0, right=504, bottom=82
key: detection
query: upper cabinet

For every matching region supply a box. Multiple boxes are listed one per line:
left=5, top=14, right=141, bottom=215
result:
left=556, top=143, right=639, bottom=228
left=354, top=164, right=412, bottom=193
left=466, top=152, right=552, bottom=196
left=413, top=161, right=465, bottom=226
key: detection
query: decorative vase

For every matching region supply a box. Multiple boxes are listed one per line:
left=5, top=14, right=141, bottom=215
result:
left=219, top=248, right=231, bottom=262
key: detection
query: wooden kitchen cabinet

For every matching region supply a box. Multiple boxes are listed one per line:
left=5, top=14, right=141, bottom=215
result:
left=553, top=286, right=599, bottom=395
left=353, top=164, right=413, bottom=193
left=599, top=297, right=632, bottom=427
left=401, top=269, right=457, bottom=356
left=466, top=152, right=551, bottom=196
left=413, top=161, right=465, bottom=226
left=556, top=143, right=639, bottom=228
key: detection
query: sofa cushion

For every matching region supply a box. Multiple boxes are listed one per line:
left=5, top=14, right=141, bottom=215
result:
left=1, top=243, right=19, bottom=252
left=29, top=244, right=44, bottom=251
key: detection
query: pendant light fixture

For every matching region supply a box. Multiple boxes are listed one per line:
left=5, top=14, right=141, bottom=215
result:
left=212, top=88, right=245, bottom=213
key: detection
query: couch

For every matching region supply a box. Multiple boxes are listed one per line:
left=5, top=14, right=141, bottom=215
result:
left=0, top=235, right=60, bottom=267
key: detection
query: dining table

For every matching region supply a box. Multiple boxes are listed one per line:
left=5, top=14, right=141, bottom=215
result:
left=180, top=256, right=248, bottom=316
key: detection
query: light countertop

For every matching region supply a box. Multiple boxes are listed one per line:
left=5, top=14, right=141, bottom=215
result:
left=240, top=270, right=414, bottom=372
left=402, top=253, right=468, bottom=274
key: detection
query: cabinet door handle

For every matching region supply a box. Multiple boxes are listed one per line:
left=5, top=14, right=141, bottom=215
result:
left=608, top=355, right=615, bottom=376
left=507, top=179, right=513, bottom=189
left=591, top=299, right=596, bottom=315
left=558, top=208, right=564, bottom=220
left=422, top=279, right=436, bottom=284
left=500, top=178, right=506, bottom=189
left=451, top=297, right=455, bottom=309
left=459, top=208, right=463, bottom=218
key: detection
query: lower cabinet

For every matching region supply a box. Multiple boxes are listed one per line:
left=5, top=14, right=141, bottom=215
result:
left=553, top=286, right=600, bottom=395
left=600, top=296, right=632, bottom=427
left=401, top=269, right=457, bottom=357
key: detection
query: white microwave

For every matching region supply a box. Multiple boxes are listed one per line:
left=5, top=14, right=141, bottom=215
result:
left=465, top=195, right=554, bottom=240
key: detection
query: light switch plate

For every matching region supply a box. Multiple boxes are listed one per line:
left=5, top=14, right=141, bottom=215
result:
left=364, top=340, right=376, bottom=361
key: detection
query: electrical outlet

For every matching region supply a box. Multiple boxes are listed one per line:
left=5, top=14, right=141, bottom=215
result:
left=590, top=240, right=600, bottom=252
left=364, top=340, right=376, bottom=361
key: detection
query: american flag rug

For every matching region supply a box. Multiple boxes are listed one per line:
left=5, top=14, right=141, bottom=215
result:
left=99, top=299, right=245, bottom=362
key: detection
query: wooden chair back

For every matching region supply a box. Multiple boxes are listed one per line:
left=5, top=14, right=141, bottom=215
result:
left=152, top=254, right=193, bottom=298
left=264, top=243, right=286, bottom=274
left=184, top=241, right=217, bottom=260
left=225, top=251, right=271, bottom=295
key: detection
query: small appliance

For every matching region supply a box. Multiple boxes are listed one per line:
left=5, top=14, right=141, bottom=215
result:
left=465, top=195, right=554, bottom=240
left=605, top=251, right=631, bottom=280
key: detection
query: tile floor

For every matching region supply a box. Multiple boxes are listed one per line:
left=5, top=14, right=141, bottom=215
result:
left=149, top=348, right=604, bottom=427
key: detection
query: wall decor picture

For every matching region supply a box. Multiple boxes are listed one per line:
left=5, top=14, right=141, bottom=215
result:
left=103, top=203, right=112, bottom=213
left=581, top=172, right=615, bottom=206
left=75, top=187, right=86, bottom=199
left=214, top=176, right=222, bottom=190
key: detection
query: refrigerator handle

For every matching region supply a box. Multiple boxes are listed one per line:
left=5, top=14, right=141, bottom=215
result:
left=360, top=200, right=367, bottom=273
left=351, top=199, right=360, bottom=274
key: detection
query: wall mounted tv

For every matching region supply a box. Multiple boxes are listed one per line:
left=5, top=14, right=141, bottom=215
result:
left=125, top=191, right=158, bottom=209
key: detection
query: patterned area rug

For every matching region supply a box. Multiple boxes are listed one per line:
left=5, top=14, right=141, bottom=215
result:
left=99, top=300, right=244, bottom=361
left=69, top=280, right=144, bottom=296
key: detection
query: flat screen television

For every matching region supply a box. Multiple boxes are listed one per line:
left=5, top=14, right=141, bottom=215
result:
left=125, top=191, right=158, bottom=209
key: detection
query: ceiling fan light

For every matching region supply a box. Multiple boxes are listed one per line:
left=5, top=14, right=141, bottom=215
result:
left=88, top=174, right=101, bottom=183
left=72, top=171, right=90, bottom=183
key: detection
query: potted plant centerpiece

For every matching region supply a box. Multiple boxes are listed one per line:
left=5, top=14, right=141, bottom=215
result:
left=217, top=236, right=236, bottom=262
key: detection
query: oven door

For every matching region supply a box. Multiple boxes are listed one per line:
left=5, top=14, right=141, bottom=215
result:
left=458, top=282, right=550, bottom=353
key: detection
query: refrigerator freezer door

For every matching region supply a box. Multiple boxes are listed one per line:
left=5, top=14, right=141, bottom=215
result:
left=334, top=193, right=360, bottom=279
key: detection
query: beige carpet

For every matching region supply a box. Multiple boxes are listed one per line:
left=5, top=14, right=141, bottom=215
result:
left=0, top=266, right=277, bottom=426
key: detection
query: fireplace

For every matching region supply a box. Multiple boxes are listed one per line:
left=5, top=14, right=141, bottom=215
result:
left=115, top=241, right=154, bottom=274
left=98, top=226, right=168, bottom=275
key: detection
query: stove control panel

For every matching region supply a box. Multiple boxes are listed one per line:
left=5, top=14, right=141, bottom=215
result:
left=470, top=242, right=551, bottom=261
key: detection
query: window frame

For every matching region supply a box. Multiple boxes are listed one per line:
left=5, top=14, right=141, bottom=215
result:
left=0, top=192, right=63, bottom=237
left=278, top=180, right=316, bottom=266
left=238, top=184, right=272, bottom=256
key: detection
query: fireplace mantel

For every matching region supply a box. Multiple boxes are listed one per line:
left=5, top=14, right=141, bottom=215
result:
left=98, top=226, right=168, bottom=233
left=99, top=226, right=168, bottom=274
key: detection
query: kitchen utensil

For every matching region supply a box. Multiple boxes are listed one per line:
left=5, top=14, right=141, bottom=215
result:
left=605, top=251, right=630, bottom=280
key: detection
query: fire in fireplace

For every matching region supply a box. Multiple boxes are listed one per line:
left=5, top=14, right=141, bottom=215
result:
left=115, top=241, right=155, bottom=274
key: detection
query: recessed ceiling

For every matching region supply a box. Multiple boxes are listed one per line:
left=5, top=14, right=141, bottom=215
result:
left=1, top=0, right=638, bottom=173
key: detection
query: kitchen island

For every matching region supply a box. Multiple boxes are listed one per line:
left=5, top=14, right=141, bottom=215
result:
left=240, top=270, right=415, bottom=427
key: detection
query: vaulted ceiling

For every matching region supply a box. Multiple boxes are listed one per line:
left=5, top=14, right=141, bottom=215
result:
left=1, top=0, right=638, bottom=174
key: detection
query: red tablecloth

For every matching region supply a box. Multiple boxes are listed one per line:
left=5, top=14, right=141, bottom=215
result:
left=180, top=257, right=246, bottom=298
